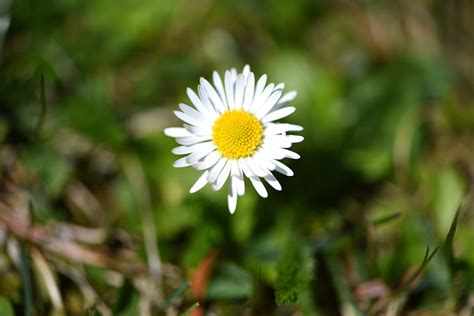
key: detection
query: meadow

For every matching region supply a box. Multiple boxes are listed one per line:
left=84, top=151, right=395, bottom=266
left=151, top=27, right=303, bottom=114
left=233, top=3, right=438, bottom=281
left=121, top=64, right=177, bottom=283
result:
left=1, top=1, right=474, bottom=315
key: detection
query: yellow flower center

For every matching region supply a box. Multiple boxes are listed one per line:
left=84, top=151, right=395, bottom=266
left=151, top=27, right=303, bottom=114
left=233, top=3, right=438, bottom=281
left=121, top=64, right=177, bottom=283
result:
left=212, top=110, right=263, bottom=159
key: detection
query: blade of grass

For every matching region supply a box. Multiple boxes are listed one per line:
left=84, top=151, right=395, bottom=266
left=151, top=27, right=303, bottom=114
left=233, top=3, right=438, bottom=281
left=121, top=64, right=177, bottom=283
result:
left=250, top=261, right=262, bottom=306
left=20, top=243, right=33, bottom=316
left=181, top=302, right=199, bottom=316
left=326, top=255, right=364, bottom=316
left=403, top=245, right=439, bottom=288
left=122, top=154, right=163, bottom=300
left=444, top=201, right=464, bottom=272
left=35, top=74, right=47, bottom=138
left=314, top=212, right=401, bottom=254
left=28, top=198, right=37, bottom=225
left=371, top=212, right=401, bottom=226
left=159, top=280, right=191, bottom=310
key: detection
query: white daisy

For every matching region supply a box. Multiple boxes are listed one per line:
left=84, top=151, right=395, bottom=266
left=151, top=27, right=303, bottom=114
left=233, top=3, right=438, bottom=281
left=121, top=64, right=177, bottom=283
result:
left=164, top=65, right=303, bottom=214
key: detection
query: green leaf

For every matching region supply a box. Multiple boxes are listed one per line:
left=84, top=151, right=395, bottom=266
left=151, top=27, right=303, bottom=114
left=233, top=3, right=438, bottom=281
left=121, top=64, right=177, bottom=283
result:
left=183, top=225, right=222, bottom=268
left=274, top=241, right=314, bottom=306
left=0, top=297, right=15, bottom=316
left=22, top=145, right=71, bottom=198
left=116, top=292, right=139, bottom=316
left=433, top=167, right=466, bottom=234
left=207, top=264, right=252, bottom=300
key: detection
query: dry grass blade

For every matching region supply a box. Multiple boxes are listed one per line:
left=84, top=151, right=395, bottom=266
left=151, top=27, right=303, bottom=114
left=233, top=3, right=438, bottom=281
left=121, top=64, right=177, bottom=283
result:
left=122, top=154, right=163, bottom=299
left=30, top=247, right=64, bottom=311
left=54, top=261, right=112, bottom=316
left=0, top=189, right=147, bottom=275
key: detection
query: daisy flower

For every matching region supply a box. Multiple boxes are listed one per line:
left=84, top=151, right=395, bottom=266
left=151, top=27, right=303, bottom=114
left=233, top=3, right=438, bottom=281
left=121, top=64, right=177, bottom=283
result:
left=164, top=65, right=303, bottom=213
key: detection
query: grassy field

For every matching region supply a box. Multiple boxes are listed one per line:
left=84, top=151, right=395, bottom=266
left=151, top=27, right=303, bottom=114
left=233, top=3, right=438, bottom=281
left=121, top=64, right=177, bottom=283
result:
left=1, top=1, right=474, bottom=315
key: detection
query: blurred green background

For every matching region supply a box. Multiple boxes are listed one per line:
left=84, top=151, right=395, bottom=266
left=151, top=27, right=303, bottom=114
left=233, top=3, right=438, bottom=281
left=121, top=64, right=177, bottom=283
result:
left=1, top=0, right=474, bottom=315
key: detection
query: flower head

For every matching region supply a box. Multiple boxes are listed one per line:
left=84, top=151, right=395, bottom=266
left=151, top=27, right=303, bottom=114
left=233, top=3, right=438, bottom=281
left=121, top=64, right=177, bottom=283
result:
left=164, top=65, right=303, bottom=213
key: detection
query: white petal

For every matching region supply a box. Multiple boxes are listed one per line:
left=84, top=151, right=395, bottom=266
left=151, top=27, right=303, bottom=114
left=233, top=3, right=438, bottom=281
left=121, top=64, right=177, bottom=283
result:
left=279, top=148, right=300, bottom=159
left=271, top=92, right=296, bottom=112
left=234, top=74, right=245, bottom=110
left=172, top=146, right=191, bottom=155
left=176, top=135, right=211, bottom=146
left=173, top=157, right=192, bottom=168
left=184, top=124, right=212, bottom=137
left=178, top=103, right=209, bottom=122
left=256, top=152, right=279, bottom=172
left=212, top=71, right=227, bottom=111
left=213, top=159, right=231, bottom=191
left=245, top=157, right=269, bottom=178
left=274, top=83, right=285, bottom=91
left=190, top=171, right=210, bottom=193
left=225, top=70, right=235, bottom=110
left=250, top=83, right=274, bottom=114
left=261, top=107, right=296, bottom=123
left=261, top=146, right=285, bottom=159
left=230, top=160, right=239, bottom=177
left=256, top=89, right=283, bottom=119
left=243, top=65, right=251, bottom=79
left=263, top=135, right=303, bottom=148
left=185, top=144, right=215, bottom=164
left=164, top=127, right=192, bottom=138
left=198, top=85, right=215, bottom=112
left=250, top=74, right=267, bottom=112
left=230, top=68, right=238, bottom=83
left=242, top=73, right=255, bottom=111
left=253, top=151, right=276, bottom=171
left=231, top=161, right=245, bottom=196
left=287, top=135, right=304, bottom=143
left=263, top=136, right=292, bottom=149
left=236, top=165, right=245, bottom=196
left=228, top=177, right=238, bottom=214
left=251, top=177, right=267, bottom=198
left=272, top=159, right=294, bottom=176
left=194, top=151, right=221, bottom=170
left=201, top=78, right=226, bottom=114
left=172, top=141, right=214, bottom=155
left=239, top=158, right=254, bottom=177
left=263, top=146, right=300, bottom=159
left=264, top=123, right=303, bottom=135
left=264, top=172, right=282, bottom=191
left=240, top=160, right=268, bottom=198
left=208, top=157, right=228, bottom=182
left=187, top=88, right=212, bottom=116
left=276, top=90, right=297, bottom=108
left=174, top=111, right=205, bottom=127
